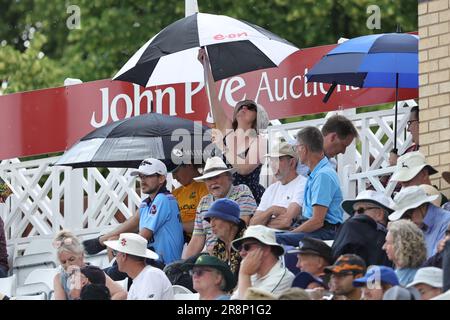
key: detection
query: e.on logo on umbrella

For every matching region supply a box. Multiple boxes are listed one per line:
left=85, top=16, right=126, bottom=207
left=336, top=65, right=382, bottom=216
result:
left=213, top=32, right=248, bottom=41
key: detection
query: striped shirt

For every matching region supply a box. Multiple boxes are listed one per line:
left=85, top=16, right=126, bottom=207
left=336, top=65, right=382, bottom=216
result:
left=193, top=184, right=257, bottom=252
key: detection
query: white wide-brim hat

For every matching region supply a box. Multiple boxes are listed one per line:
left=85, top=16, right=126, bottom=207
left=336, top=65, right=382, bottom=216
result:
left=104, top=233, right=159, bottom=260
left=391, top=151, right=438, bottom=182
left=341, top=189, right=394, bottom=216
left=193, top=156, right=235, bottom=181
left=407, top=267, right=443, bottom=289
left=231, top=225, right=284, bottom=256
left=389, top=185, right=439, bottom=221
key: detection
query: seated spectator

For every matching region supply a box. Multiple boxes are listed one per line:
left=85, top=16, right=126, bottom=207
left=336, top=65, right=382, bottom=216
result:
left=104, top=233, right=173, bottom=300
left=382, top=220, right=427, bottom=286
left=186, top=255, right=236, bottom=300
left=276, top=127, right=344, bottom=246
left=390, top=151, right=447, bottom=205
left=182, top=157, right=256, bottom=259
left=80, top=284, right=111, bottom=300
left=406, top=267, right=443, bottom=300
left=0, top=215, right=8, bottom=278
left=332, top=190, right=393, bottom=266
left=84, top=158, right=184, bottom=276
left=290, top=237, right=333, bottom=280
left=171, top=163, right=209, bottom=242
left=352, top=265, right=399, bottom=300
left=389, top=185, right=450, bottom=258
left=68, top=265, right=106, bottom=300
left=423, top=223, right=450, bottom=268
left=230, top=225, right=294, bottom=299
left=324, top=254, right=366, bottom=300
left=52, top=230, right=126, bottom=300
left=204, top=199, right=246, bottom=277
left=250, top=142, right=306, bottom=230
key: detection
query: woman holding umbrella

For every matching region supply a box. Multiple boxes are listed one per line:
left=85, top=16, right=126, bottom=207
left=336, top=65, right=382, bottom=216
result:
left=198, top=48, right=269, bottom=205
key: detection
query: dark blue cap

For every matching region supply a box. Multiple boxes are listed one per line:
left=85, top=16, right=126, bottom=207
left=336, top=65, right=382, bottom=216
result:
left=353, top=265, right=399, bottom=288
left=204, top=198, right=241, bottom=225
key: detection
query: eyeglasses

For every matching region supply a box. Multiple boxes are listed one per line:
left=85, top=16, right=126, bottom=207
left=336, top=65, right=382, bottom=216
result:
left=354, top=207, right=379, bottom=214
left=407, top=119, right=419, bottom=127
left=111, top=250, right=118, bottom=257
left=138, top=173, right=159, bottom=180
left=189, top=268, right=214, bottom=277
left=238, top=242, right=261, bottom=252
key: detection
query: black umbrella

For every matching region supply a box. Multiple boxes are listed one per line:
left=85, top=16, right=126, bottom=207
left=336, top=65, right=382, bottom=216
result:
left=54, top=113, right=213, bottom=169
left=113, top=12, right=299, bottom=87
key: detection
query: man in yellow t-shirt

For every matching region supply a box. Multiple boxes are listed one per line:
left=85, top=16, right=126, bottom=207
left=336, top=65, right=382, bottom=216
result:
left=172, top=164, right=208, bottom=242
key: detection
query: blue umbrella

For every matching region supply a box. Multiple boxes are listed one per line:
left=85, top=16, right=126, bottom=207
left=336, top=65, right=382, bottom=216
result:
left=306, top=33, right=418, bottom=152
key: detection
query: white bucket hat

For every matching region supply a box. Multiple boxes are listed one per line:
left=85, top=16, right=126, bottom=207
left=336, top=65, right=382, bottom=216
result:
left=341, top=190, right=394, bottom=216
left=419, top=184, right=442, bottom=208
left=407, top=267, right=443, bottom=289
left=130, top=158, right=167, bottom=177
left=104, top=233, right=159, bottom=260
left=193, top=156, right=235, bottom=181
left=389, top=185, right=439, bottom=221
left=391, top=151, right=438, bottom=182
left=231, top=225, right=284, bottom=256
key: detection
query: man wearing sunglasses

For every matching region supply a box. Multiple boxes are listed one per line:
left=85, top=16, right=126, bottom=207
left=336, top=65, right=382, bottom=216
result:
left=229, top=225, right=294, bottom=299
left=332, top=190, right=393, bottom=267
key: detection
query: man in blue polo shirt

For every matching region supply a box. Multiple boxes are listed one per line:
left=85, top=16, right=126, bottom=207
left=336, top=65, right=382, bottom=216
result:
left=130, top=158, right=184, bottom=265
left=276, top=126, right=343, bottom=246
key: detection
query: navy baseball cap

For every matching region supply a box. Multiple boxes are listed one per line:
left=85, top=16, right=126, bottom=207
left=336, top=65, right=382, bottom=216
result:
left=353, top=265, right=399, bottom=288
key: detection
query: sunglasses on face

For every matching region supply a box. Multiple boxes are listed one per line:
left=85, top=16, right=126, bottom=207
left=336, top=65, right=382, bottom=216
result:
left=354, top=207, right=379, bottom=214
left=189, top=268, right=214, bottom=277
left=445, top=229, right=450, bottom=236
left=239, top=104, right=257, bottom=112
left=238, top=242, right=261, bottom=252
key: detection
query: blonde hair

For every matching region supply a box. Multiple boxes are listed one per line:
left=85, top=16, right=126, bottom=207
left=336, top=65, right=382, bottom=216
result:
left=53, top=230, right=84, bottom=256
left=388, top=220, right=426, bottom=268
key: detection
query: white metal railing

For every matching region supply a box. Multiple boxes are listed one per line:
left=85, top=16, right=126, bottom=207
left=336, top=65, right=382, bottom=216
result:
left=1, top=100, right=416, bottom=251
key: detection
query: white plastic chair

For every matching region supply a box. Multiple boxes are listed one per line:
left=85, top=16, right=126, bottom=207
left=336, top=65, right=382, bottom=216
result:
left=174, top=293, right=200, bottom=300
left=24, top=268, right=58, bottom=291
left=172, top=284, right=193, bottom=294
left=13, top=292, right=47, bottom=300
left=24, top=238, right=55, bottom=256
left=0, top=274, right=16, bottom=297
left=15, top=282, right=51, bottom=300
left=85, top=252, right=109, bottom=269
left=13, top=253, right=57, bottom=286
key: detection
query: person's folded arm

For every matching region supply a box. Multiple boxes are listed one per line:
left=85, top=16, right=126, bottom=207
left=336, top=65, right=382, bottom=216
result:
left=290, top=205, right=327, bottom=233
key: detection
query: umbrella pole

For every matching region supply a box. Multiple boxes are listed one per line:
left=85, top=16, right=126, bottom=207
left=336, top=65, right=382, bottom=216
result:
left=393, top=73, right=399, bottom=154
left=201, top=47, right=215, bottom=124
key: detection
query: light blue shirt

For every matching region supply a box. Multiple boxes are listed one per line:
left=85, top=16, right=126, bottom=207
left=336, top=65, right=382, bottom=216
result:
left=395, top=268, right=418, bottom=287
left=422, top=204, right=450, bottom=258
left=301, top=157, right=343, bottom=225
left=139, top=192, right=184, bottom=264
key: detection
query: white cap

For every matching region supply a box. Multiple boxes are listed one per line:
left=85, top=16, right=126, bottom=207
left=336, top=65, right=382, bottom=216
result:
left=407, top=267, right=443, bottom=289
left=391, top=151, right=438, bottom=182
left=130, top=158, right=167, bottom=177
left=389, top=185, right=439, bottom=221
left=104, top=233, right=158, bottom=260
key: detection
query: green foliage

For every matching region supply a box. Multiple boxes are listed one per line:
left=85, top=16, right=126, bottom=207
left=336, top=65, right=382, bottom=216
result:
left=0, top=0, right=417, bottom=93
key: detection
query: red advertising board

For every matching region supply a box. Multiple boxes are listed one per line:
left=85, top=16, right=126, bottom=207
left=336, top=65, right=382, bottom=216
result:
left=0, top=43, right=417, bottom=160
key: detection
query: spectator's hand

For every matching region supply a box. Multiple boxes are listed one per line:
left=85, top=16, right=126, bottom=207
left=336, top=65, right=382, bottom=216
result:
left=197, top=48, right=209, bottom=65
left=239, top=248, right=263, bottom=276
left=437, top=236, right=449, bottom=253
left=389, top=151, right=399, bottom=166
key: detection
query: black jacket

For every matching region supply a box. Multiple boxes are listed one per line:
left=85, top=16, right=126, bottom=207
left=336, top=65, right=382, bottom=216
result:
left=331, top=214, right=392, bottom=267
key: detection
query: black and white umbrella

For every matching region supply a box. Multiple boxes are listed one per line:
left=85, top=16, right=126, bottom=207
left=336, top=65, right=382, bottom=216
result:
left=54, top=113, right=213, bottom=169
left=113, top=12, right=299, bottom=87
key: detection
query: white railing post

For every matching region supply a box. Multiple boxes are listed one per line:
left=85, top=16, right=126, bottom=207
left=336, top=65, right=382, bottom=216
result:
left=63, top=167, right=84, bottom=230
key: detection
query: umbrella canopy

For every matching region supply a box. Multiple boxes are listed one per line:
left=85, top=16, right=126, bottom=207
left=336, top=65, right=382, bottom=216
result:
left=55, top=113, right=212, bottom=169
left=306, top=33, right=418, bottom=151
left=113, top=12, right=299, bottom=87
